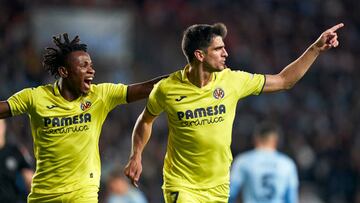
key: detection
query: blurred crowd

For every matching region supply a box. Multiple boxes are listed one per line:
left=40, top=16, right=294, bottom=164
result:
left=1, top=0, right=359, bottom=202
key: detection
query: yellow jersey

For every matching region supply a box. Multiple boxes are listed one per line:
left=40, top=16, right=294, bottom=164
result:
left=147, top=65, right=265, bottom=189
left=7, top=81, right=127, bottom=194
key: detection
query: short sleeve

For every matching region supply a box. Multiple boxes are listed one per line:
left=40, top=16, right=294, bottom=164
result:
left=146, top=82, right=164, bottom=116
left=231, top=70, right=265, bottom=99
left=97, top=83, right=128, bottom=112
left=7, top=88, right=34, bottom=116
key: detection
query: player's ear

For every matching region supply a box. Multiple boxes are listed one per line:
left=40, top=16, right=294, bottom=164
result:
left=58, top=66, right=68, bottom=78
left=194, top=50, right=205, bottom=62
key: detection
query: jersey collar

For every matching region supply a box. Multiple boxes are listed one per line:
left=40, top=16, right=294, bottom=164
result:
left=180, top=64, right=190, bottom=82
left=180, top=64, right=217, bottom=90
left=53, top=80, right=61, bottom=96
left=52, top=80, right=94, bottom=98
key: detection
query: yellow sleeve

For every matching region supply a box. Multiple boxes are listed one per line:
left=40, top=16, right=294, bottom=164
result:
left=231, top=70, right=265, bottom=98
left=7, top=88, right=34, bottom=116
left=97, top=83, right=128, bottom=112
left=146, top=82, right=164, bottom=116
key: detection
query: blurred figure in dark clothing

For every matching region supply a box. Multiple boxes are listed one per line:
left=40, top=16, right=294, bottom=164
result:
left=0, top=119, right=33, bottom=203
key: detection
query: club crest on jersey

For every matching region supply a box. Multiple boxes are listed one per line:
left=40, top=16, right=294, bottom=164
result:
left=80, top=100, right=92, bottom=111
left=213, top=88, right=225, bottom=99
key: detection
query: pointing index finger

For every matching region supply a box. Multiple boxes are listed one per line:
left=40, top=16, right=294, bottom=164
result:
left=328, top=23, right=344, bottom=32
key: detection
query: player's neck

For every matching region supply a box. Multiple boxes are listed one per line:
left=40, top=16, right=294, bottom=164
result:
left=256, top=145, right=276, bottom=151
left=187, top=64, right=213, bottom=88
left=58, top=78, right=82, bottom=101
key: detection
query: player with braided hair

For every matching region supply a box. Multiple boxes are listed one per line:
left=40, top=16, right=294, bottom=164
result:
left=43, top=34, right=88, bottom=77
left=0, top=33, right=166, bottom=202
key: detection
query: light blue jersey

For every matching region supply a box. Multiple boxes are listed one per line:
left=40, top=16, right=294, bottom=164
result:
left=229, top=149, right=298, bottom=203
left=107, top=188, right=148, bottom=203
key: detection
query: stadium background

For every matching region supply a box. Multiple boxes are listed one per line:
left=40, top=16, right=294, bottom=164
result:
left=1, top=0, right=359, bottom=202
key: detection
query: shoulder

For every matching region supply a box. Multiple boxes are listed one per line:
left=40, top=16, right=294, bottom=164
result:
left=38, top=84, right=56, bottom=95
left=90, top=82, right=126, bottom=89
left=232, top=151, right=256, bottom=172
left=89, top=83, right=127, bottom=94
left=233, top=150, right=256, bottom=164
left=276, top=152, right=296, bottom=167
left=11, top=84, right=52, bottom=98
left=160, top=70, right=182, bottom=84
left=155, top=70, right=182, bottom=90
left=220, top=67, right=253, bottom=76
left=26, top=84, right=53, bottom=92
left=216, top=67, right=232, bottom=77
left=216, top=67, right=255, bottom=81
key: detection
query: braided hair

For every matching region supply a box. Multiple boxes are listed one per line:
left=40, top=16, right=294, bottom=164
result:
left=43, top=33, right=87, bottom=78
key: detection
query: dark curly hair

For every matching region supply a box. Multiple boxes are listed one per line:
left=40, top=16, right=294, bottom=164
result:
left=254, top=121, right=282, bottom=140
left=43, top=33, right=87, bottom=78
left=181, top=23, right=227, bottom=63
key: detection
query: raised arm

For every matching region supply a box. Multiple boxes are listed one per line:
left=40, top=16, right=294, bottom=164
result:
left=263, top=23, right=344, bottom=93
left=0, top=101, right=12, bottom=119
left=124, top=108, right=157, bottom=187
left=127, top=74, right=168, bottom=103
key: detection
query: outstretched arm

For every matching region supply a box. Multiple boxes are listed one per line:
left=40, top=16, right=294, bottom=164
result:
left=263, top=23, right=344, bottom=93
left=124, top=108, right=157, bottom=187
left=0, top=101, right=12, bottom=119
left=127, top=74, right=168, bottom=103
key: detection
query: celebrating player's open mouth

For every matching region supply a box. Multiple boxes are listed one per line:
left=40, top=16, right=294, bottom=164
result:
left=84, top=77, right=93, bottom=91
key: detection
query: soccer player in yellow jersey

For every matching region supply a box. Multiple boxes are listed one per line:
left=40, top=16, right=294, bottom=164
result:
left=124, top=22, right=344, bottom=203
left=0, top=34, right=165, bottom=202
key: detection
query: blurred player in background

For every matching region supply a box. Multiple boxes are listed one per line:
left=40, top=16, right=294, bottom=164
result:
left=0, top=119, right=33, bottom=203
left=124, top=22, right=343, bottom=202
left=229, top=122, right=298, bottom=203
left=105, top=170, right=148, bottom=203
left=0, top=34, right=166, bottom=202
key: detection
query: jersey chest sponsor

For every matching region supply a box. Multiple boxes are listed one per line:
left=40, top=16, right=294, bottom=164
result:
left=176, top=104, right=226, bottom=121
left=43, top=113, right=91, bottom=127
left=176, top=104, right=226, bottom=127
